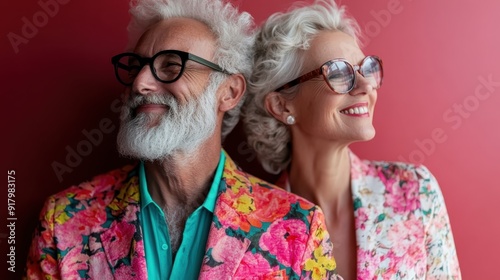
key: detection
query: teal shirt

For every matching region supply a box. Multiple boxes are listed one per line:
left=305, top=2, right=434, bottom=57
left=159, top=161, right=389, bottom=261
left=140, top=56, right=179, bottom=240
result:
left=139, top=152, right=225, bottom=280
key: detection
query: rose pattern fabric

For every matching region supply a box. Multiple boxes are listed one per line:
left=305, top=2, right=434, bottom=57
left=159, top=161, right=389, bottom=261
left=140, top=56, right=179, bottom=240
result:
left=25, top=152, right=338, bottom=279
left=281, top=152, right=461, bottom=280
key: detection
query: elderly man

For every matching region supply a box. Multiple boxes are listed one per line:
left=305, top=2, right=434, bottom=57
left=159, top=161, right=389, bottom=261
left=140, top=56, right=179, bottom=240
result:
left=24, top=0, right=338, bottom=279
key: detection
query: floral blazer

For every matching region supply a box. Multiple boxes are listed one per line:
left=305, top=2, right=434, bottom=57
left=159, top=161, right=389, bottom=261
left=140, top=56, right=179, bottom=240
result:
left=280, top=152, right=461, bottom=280
left=24, top=153, right=338, bottom=280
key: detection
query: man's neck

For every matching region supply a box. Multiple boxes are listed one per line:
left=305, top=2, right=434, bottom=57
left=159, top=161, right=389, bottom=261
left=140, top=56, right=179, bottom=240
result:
left=144, top=139, right=221, bottom=211
left=144, top=138, right=222, bottom=257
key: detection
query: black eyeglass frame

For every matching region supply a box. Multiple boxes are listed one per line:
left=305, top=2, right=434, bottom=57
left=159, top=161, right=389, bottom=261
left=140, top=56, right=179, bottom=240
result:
left=274, top=55, right=383, bottom=94
left=111, top=50, right=231, bottom=86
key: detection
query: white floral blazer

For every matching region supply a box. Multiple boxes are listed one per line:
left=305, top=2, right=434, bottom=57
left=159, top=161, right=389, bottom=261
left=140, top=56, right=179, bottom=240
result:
left=280, top=151, right=461, bottom=280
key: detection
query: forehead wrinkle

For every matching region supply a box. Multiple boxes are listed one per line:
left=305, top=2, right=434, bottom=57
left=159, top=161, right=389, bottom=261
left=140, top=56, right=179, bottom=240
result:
left=308, top=31, right=365, bottom=68
left=135, top=18, right=217, bottom=59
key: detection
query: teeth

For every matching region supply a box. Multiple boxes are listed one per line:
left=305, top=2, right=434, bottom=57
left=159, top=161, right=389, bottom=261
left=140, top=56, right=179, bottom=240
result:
left=341, top=106, right=369, bottom=115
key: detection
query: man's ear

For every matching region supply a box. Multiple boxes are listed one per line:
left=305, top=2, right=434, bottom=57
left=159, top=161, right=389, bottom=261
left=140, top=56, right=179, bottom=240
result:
left=218, top=73, right=246, bottom=112
left=264, top=91, right=293, bottom=124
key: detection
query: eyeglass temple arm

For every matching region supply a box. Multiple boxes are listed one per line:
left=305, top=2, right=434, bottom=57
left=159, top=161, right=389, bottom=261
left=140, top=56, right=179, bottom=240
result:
left=275, top=68, right=322, bottom=92
left=188, top=54, right=231, bottom=75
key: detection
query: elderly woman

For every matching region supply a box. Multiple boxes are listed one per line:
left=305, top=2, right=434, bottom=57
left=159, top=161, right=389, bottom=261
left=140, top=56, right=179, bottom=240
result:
left=243, top=0, right=461, bottom=279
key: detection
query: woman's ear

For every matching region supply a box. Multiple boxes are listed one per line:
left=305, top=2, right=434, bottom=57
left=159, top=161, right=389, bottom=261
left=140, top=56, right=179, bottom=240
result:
left=264, top=92, right=293, bottom=124
left=218, top=73, right=246, bottom=112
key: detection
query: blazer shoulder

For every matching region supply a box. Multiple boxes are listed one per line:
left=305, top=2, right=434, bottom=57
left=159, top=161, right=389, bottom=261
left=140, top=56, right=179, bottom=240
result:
left=366, top=159, right=434, bottom=183
left=49, top=164, right=138, bottom=203
left=242, top=170, right=319, bottom=211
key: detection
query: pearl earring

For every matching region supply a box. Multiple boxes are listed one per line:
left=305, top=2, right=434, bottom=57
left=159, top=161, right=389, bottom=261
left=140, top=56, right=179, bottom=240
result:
left=286, top=115, right=295, bottom=125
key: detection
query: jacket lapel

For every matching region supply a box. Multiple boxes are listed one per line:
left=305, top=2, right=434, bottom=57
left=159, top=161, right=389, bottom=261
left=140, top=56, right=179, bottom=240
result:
left=198, top=154, right=253, bottom=279
left=349, top=151, right=388, bottom=280
left=99, top=170, right=148, bottom=280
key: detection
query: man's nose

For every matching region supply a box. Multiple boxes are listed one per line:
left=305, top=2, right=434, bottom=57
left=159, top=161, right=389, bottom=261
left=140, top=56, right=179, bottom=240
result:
left=132, top=65, right=159, bottom=96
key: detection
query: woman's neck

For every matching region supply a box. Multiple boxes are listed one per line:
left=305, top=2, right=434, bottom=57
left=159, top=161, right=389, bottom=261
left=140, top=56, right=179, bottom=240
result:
left=288, top=135, right=352, bottom=215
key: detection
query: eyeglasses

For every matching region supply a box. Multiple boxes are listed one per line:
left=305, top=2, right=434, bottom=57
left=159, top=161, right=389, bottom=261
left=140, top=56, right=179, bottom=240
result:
left=111, top=50, right=231, bottom=86
left=275, top=55, right=383, bottom=94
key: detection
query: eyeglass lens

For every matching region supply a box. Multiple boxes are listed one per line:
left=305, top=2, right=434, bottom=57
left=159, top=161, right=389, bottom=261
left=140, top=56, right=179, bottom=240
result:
left=153, top=53, right=183, bottom=82
left=115, top=52, right=185, bottom=85
left=325, top=56, right=382, bottom=94
left=115, top=55, right=141, bottom=85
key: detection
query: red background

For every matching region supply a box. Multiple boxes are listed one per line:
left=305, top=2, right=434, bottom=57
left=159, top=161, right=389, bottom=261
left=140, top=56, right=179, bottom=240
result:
left=2, top=0, right=499, bottom=279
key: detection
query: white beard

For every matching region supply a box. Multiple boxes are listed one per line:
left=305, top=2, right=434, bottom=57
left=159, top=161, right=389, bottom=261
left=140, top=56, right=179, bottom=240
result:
left=117, top=75, right=222, bottom=161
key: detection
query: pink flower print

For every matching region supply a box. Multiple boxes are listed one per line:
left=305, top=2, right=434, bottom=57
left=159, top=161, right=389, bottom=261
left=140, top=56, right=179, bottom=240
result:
left=203, top=225, right=223, bottom=253
left=122, top=204, right=140, bottom=223
left=72, top=186, right=95, bottom=201
left=35, top=251, right=58, bottom=278
left=250, top=185, right=291, bottom=222
left=55, top=205, right=107, bottom=250
left=384, top=179, right=421, bottom=213
left=215, top=193, right=253, bottom=231
left=234, top=251, right=276, bottom=277
left=131, top=239, right=147, bottom=274
left=351, top=153, right=378, bottom=180
left=355, top=157, right=378, bottom=179
left=386, top=216, right=426, bottom=276
left=201, top=226, right=250, bottom=277
left=91, top=165, right=132, bottom=192
left=350, top=155, right=364, bottom=180
left=355, top=208, right=369, bottom=231
left=357, top=249, right=380, bottom=280
left=259, top=219, right=308, bottom=275
left=114, top=264, right=141, bottom=280
left=211, top=235, right=248, bottom=263
left=88, top=251, right=114, bottom=279
left=59, top=248, right=90, bottom=279
left=399, top=168, right=419, bottom=182
left=387, top=216, right=424, bottom=257
left=101, top=221, right=136, bottom=266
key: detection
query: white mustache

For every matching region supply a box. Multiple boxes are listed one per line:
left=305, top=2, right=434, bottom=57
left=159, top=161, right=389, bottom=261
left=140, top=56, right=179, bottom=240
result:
left=127, top=93, right=177, bottom=109
left=117, top=72, right=226, bottom=161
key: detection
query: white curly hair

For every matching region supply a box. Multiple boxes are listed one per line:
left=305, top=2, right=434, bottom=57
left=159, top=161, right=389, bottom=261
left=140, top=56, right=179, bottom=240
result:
left=243, top=0, right=361, bottom=174
left=126, top=0, right=255, bottom=140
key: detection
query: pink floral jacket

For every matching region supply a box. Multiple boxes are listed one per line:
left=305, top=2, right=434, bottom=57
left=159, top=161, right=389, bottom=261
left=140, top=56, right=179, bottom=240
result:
left=25, top=153, right=337, bottom=280
left=279, top=152, right=461, bottom=280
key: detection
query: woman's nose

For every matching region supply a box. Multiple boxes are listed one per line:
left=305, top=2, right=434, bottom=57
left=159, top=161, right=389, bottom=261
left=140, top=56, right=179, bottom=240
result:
left=349, top=72, right=374, bottom=96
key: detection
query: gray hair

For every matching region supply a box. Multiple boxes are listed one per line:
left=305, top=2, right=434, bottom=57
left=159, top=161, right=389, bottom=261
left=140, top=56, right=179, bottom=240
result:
left=243, top=0, right=360, bottom=174
left=127, top=0, right=255, bottom=140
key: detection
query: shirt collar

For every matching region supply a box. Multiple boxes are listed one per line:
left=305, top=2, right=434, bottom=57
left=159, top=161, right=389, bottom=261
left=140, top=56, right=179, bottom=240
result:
left=202, top=151, right=225, bottom=213
left=139, top=150, right=226, bottom=213
left=139, top=161, right=155, bottom=211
